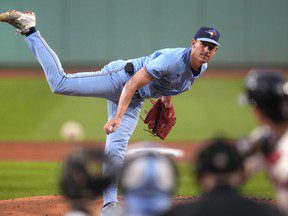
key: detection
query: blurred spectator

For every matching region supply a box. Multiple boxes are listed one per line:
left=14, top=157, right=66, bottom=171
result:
left=118, top=151, right=178, bottom=216
left=60, top=147, right=114, bottom=216
left=161, top=139, right=285, bottom=216
left=239, top=69, right=288, bottom=214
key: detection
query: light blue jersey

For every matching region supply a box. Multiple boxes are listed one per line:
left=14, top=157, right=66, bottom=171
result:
left=132, top=48, right=207, bottom=98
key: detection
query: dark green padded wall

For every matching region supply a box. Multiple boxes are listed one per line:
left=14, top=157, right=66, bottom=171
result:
left=0, top=0, right=287, bottom=67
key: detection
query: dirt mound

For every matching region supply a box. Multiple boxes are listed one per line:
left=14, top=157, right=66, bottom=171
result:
left=0, top=195, right=277, bottom=216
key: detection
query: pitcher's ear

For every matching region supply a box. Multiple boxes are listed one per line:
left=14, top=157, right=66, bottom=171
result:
left=191, top=39, right=197, bottom=48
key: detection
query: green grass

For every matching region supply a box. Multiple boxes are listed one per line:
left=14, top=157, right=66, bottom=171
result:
left=242, top=172, right=275, bottom=198
left=0, top=161, right=274, bottom=200
left=0, top=77, right=256, bottom=141
left=176, top=163, right=275, bottom=199
left=0, top=161, right=61, bottom=200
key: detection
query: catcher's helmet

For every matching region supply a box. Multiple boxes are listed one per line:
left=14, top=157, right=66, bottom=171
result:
left=60, top=147, right=114, bottom=200
left=243, top=69, right=288, bottom=123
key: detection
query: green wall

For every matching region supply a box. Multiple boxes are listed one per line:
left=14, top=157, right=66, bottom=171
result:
left=1, top=0, right=288, bottom=67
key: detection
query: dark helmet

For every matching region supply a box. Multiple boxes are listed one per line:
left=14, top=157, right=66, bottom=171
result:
left=244, top=69, right=288, bottom=123
left=60, top=147, right=114, bottom=200
left=195, top=139, right=243, bottom=178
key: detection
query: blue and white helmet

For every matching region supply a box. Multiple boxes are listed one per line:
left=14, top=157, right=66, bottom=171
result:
left=120, top=152, right=178, bottom=215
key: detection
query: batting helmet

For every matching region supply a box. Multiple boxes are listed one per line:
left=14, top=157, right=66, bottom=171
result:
left=243, top=69, right=288, bottom=123
left=120, top=152, right=178, bottom=195
left=119, top=152, right=178, bottom=215
left=60, top=147, right=114, bottom=200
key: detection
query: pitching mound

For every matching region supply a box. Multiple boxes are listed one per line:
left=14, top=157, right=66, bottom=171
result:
left=0, top=195, right=277, bottom=216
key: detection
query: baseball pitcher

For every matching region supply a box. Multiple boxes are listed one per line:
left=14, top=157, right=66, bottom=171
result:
left=0, top=10, right=220, bottom=215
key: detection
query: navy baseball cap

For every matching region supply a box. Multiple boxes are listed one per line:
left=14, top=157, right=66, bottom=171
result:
left=194, top=26, right=220, bottom=46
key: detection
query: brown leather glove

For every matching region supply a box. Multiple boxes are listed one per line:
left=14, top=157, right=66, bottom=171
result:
left=142, top=99, right=176, bottom=140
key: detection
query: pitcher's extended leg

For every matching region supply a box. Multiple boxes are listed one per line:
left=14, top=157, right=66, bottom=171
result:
left=103, top=99, right=143, bottom=205
left=25, top=32, right=124, bottom=99
left=0, top=10, right=124, bottom=99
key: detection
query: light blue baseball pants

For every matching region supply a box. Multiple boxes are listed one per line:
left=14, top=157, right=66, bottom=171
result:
left=25, top=31, right=143, bottom=205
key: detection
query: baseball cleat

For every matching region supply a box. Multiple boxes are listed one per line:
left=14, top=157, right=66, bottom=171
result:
left=0, top=10, right=36, bottom=34
left=101, top=202, right=123, bottom=216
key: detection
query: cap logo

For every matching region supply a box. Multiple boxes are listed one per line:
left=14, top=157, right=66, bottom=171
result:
left=205, top=29, right=217, bottom=38
left=212, top=152, right=229, bottom=169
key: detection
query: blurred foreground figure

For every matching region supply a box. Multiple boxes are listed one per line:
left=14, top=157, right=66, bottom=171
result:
left=60, top=147, right=114, bottom=216
left=239, top=70, right=288, bottom=214
left=118, top=152, right=178, bottom=216
left=161, top=139, right=285, bottom=216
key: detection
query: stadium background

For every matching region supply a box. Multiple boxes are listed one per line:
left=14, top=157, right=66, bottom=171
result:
left=0, top=0, right=287, bottom=215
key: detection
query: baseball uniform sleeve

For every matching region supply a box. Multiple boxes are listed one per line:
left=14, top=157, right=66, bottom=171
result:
left=144, top=53, right=175, bottom=79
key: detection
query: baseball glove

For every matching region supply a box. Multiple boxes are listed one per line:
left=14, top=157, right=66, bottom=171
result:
left=142, top=98, right=176, bottom=140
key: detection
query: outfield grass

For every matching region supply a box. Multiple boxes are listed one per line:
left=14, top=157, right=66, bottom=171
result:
left=0, top=161, right=275, bottom=200
left=0, top=77, right=257, bottom=141
left=0, top=161, right=60, bottom=200
left=176, top=163, right=275, bottom=199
